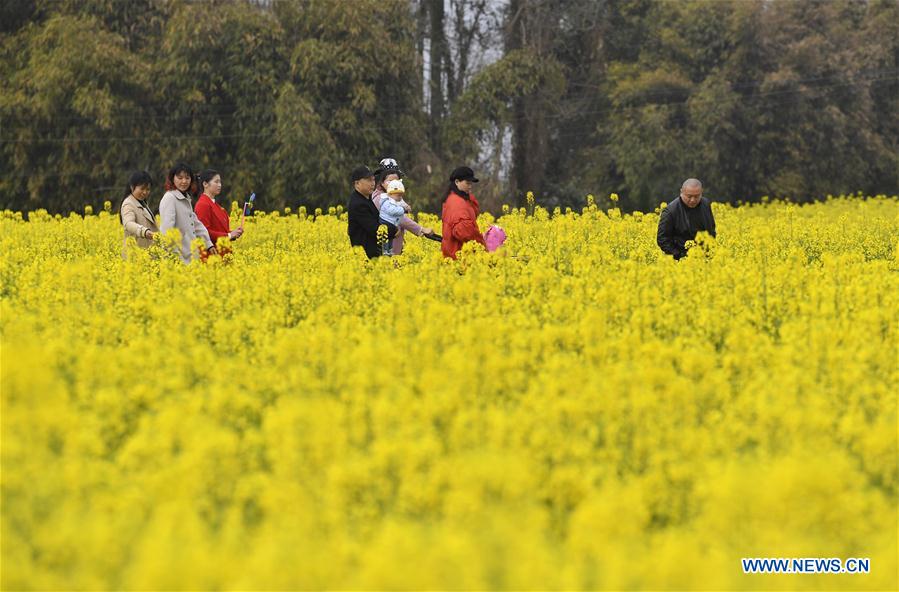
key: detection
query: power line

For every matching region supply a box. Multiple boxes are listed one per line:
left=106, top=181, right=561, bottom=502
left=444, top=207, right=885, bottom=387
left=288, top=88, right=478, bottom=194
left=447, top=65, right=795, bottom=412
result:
left=1, top=74, right=893, bottom=185
left=3, top=72, right=896, bottom=145
left=3, top=66, right=895, bottom=130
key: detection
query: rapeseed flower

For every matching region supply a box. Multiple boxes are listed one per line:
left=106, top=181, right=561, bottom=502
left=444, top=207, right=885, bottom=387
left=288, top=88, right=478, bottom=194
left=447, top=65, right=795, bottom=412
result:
left=1, top=195, right=896, bottom=590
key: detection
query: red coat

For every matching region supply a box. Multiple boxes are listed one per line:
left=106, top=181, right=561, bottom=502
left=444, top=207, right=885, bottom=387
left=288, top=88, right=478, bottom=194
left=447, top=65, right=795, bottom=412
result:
left=441, top=190, right=486, bottom=259
left=194, top=194, right=231, bottom=243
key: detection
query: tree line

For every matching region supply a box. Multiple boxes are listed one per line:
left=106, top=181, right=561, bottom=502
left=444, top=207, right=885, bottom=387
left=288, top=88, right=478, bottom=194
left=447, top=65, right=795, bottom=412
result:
left=2, top=0, right=897, bottom=214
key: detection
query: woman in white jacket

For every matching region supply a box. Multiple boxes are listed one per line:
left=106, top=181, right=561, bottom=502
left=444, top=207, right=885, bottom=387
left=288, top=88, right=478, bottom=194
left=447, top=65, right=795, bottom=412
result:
left=159, top=162, right=216, bottom=263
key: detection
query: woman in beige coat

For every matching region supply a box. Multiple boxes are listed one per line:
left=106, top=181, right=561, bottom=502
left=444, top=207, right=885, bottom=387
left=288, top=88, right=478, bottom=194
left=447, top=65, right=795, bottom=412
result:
left=120, top=170, right=159, bottom=255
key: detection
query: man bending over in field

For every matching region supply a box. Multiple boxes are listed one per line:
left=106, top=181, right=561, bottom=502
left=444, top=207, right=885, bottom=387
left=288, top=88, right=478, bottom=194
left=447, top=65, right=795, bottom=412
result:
left=657, top=178, right=717, bottom=260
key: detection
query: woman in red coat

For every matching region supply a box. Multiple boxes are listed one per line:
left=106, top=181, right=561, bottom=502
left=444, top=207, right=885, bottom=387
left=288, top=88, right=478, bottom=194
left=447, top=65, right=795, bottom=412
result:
left=441, top=166, right=486, bottom=259
left=194, top=169, right=243, bottom=252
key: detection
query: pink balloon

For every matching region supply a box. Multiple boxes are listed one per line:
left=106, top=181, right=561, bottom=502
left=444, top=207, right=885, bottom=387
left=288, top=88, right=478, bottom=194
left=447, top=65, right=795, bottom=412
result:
left=485, top=225, right=507, bottom=252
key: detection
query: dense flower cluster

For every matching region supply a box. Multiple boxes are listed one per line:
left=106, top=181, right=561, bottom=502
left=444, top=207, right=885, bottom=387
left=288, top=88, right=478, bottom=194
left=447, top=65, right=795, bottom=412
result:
left=1, top=196, right=897, bottom=590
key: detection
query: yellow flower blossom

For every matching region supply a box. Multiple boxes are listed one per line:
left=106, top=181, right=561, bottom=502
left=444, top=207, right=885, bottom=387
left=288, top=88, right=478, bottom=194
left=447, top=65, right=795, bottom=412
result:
left=1, top=195, right=897, bottom=590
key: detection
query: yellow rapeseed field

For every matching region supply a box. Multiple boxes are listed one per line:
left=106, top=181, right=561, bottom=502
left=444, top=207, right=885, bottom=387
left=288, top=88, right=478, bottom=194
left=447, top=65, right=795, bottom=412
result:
left=1, top=195, right=897, bottom=590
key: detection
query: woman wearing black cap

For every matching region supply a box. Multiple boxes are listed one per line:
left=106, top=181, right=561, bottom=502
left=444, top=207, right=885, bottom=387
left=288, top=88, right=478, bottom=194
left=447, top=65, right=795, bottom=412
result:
left=441, top=166, right=486, bottom=259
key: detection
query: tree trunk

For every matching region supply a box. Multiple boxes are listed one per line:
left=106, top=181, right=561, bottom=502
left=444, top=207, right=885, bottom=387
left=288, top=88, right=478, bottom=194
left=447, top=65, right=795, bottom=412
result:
left=505, top=0, right=553, bottom=204
left=428, top=0, right=446, bottom=150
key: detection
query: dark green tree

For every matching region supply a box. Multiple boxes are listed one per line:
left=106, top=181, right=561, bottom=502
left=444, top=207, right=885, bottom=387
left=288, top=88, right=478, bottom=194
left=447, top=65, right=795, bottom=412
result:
left=0, top=15, right=150, bottom=211
left=272, top=0, right=426, bottom=208
left=151, top=1, right=285, bottom=209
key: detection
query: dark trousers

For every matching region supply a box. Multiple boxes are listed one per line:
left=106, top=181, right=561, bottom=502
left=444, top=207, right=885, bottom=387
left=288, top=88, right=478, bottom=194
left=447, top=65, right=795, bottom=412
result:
left=380, top=219, right=398, bottom=254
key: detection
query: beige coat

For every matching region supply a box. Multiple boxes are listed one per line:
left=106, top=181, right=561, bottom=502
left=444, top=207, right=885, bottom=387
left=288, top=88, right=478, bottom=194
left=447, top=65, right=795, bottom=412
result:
left=159, top=190, right=213, bottom=263
left=121, top=195, right=160, bottom=253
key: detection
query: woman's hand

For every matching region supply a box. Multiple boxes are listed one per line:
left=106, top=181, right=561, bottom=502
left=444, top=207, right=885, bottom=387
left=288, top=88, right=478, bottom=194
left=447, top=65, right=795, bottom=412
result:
left=229, top=228, right=244, bottom=240
left=146, top=230, right=156, bottom=240
left=420, top=227, right=433, bottom=235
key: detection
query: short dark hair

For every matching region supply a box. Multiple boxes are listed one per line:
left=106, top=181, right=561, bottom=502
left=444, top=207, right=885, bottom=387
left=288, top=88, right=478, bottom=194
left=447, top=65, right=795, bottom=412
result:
left=119, top=170, right=154, bottom=224
left=126, top=170, right=152, bottom=197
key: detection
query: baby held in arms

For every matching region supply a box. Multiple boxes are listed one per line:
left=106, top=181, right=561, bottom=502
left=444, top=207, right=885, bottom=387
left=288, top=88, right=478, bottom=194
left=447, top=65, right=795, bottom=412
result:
left=378, top=179, right=412, bottom=255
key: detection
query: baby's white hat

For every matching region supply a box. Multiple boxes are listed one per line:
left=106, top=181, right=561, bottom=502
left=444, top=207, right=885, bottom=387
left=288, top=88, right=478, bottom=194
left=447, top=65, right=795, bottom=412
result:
left=386, top=179, right=405, bottom=195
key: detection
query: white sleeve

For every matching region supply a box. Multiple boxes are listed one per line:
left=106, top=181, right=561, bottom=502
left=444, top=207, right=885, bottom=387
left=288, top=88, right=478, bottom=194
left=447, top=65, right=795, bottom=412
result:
left=159, top=194, right=176, bottom=234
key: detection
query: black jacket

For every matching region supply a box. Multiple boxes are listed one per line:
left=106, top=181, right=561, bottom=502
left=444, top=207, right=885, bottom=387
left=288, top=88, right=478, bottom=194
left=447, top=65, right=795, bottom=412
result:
left=657, top=196, right=717, bottom=259
left=347, top=190, right=381, bottom=259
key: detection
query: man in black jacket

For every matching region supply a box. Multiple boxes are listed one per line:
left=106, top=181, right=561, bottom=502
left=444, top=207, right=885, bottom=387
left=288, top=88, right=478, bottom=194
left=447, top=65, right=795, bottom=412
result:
left=657, top=178, right=717, bottom=260
left=347, top=165, right=380, bottom=259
